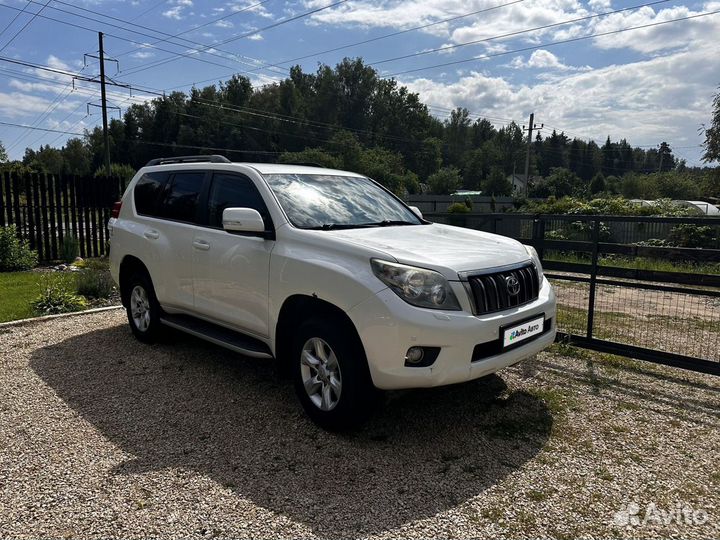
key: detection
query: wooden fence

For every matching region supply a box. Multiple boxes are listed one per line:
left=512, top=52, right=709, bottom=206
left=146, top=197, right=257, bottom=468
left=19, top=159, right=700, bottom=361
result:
left=0, top=172, right=121, bottom=262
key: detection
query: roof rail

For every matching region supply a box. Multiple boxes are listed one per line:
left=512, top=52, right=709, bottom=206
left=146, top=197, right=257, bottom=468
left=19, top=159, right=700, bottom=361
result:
left=279, top=161, right=325, bottom=168
left=145, top=155, right=231, bottom=166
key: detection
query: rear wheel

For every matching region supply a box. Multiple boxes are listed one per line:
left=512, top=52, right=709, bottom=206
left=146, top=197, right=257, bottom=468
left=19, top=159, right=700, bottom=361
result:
left=293, top=317, right=378, bottom=430
left=125, top=272, right=162, bottom=343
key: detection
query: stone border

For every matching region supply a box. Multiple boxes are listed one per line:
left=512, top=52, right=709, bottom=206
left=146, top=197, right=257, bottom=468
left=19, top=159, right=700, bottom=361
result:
left=0, top=305, right=123, bottom=329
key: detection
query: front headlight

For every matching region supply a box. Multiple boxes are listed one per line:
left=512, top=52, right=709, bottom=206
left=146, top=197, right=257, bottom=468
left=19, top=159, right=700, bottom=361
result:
left=524, top=245, right=544, bottom=281
left=371, top=259, right=461, bottom=310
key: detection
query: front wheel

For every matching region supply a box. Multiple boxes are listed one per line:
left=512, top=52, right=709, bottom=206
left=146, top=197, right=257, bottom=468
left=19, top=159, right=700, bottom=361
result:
left=125, top=272, right=162, bottom=343
left=293, top=317, right=378, bottom=430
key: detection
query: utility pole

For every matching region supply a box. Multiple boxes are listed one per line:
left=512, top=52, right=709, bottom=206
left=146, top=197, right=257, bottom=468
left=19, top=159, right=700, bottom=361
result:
left=522, top=113, right=542, bottom=197
left=98, top=32, right=111, bottom=178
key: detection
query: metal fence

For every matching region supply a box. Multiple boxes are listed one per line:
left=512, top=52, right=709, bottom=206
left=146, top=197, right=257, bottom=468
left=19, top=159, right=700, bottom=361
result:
left=426, top=212, right=720, bottom=375
left=0, top=172, right=121, bottom=261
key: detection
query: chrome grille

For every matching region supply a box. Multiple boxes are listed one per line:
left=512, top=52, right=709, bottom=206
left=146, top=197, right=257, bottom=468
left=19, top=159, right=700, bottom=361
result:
left=466, top=263, right=539, bottom=315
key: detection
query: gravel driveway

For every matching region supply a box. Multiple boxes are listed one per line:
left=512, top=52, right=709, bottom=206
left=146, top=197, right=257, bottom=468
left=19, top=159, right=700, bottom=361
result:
left=1, top=310, right=718, bottom=539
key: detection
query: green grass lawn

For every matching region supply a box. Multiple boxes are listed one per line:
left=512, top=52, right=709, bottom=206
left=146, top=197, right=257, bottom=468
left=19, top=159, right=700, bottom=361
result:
left=0, top=272, right=65, bottom=323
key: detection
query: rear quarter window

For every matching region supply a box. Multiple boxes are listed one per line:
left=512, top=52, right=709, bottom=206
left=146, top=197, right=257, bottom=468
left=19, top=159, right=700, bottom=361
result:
left=133, top=172, right=169, bottom=217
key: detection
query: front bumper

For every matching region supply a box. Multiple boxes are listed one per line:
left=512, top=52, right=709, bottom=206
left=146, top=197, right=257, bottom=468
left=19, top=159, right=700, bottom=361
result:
left=348, top=276, right=557, bottom=390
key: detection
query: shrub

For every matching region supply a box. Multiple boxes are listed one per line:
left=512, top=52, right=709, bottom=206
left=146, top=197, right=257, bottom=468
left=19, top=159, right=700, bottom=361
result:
left=0, top=225, right=38, bottom=271
left=61, top=234, right=80, bottom=263
left=447, top=202, right=470, bottom=213
left=519, top=196, right=694, bottom=217
left=32, top=279, right=88, bottom=315
left=76, top=268, right=115, bottom=299
left=427, top=167, right=462, bottom=195
left=668, top=224, right=717, bottom=249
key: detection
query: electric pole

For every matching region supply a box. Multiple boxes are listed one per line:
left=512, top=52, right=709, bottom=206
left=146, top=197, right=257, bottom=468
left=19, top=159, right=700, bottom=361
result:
left=98, top=32, right=111, bottom=178
left=522, top=113, right=543, bottom=197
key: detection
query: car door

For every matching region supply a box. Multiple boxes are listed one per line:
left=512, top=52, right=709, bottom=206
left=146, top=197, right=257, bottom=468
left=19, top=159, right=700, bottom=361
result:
left=192, top=171, right=275, bottom=337
left=150, top=169, right=207, bottom=310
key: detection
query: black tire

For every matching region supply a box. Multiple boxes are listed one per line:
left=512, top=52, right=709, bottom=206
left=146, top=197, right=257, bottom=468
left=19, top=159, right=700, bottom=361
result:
left=292, top=316, right=379, bottom=431
left=124, top=271, right=163, bottom=343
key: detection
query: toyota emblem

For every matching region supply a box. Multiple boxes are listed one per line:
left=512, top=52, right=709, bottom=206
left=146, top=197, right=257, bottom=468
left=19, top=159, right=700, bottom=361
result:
left=505, top=275, right=521, bottom=296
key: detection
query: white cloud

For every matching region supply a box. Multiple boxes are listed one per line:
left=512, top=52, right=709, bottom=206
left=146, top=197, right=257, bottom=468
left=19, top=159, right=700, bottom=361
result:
left=248, top=33, right=263, bottom=40
left=402, top=44, right=717, bottom=163
left=131, top=51, right=155, bottom=59
left=304, top=0, right=591, bottom=47
left=162, top=6, right=184, bottom=19
left=229, top=0, right=272, bottom=18
left=0, top=92, right=78, bottom=117
left=590, top=2, right=720, bottom=53
left=162, top=0, right=193, bottom=19
left=509, top=49, right=592, bottom=71
left=215, top=19, right=234, bottom=28
left=588, top=0, right=611, bottom=8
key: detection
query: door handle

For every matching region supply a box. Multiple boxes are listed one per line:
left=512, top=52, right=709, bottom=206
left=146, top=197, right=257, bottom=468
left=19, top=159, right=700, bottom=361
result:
left=143, top=229, right=159, bottom=240
left=193, top=239, right=211, bottom=251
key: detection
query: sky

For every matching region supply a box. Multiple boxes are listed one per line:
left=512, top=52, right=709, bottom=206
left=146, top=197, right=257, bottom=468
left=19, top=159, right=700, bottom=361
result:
left=0, top=0, right=718, bottom=165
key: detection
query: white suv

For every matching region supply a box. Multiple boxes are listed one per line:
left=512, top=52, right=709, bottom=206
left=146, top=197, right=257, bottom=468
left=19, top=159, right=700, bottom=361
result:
left=109, top=156, right=556, bottom=429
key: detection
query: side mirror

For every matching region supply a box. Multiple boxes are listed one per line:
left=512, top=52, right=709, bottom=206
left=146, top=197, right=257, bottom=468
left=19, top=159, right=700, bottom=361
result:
left=409, top=205, right=423, bottom=220
left=222, top=207, right=265, bottom=234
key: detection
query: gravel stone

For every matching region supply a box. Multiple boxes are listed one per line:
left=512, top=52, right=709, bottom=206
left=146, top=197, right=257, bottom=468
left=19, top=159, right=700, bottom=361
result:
left=0, top=311, right=718, bottom=539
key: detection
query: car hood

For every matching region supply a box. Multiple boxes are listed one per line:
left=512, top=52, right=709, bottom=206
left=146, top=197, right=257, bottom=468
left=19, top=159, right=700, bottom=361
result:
left=326, top=223, right=530, bottom=279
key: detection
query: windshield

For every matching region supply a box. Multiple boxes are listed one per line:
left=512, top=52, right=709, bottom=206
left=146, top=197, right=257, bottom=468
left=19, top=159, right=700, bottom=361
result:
left=264, top=174, right=422, bottom=229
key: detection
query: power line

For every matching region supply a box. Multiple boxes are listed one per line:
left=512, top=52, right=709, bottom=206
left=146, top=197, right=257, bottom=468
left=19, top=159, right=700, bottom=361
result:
left=5, top=62, right=88, bottom=153
left=0, top=0, right=32, bottom=42
left=119, top=0, right=352, bottom=76
left=0, top=119, right=294, bottom=155
left=0, top=2, right=266, bottom=76
left=371, top=0, right=672, bottom=67
left=158, top=0, right=672, bottom=99
left=20, top=0, right=285, bottom=78
left=0, top=0, right=52, bottom=53
left=385, top=8, right=720, bottom=77
left=129, top=0, right=169, bottom=22
left=113, top=0, right=280, bottom=70
left=0, top=120, right=84, bottom=136
left=240, top=0, right=527, bottom=75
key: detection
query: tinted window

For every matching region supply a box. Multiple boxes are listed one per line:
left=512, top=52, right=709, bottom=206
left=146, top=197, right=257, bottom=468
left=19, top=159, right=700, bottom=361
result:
left=264, top=174, right=421, bottom=229
left=133, top=172, right=168, bottom=216
left=207, top=173, right=270, bottom=228
left=157, top=172, right=205, bottom=223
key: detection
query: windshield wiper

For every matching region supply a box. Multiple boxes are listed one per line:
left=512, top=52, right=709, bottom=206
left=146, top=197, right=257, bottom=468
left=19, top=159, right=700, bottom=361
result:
left=303, top=223, right=375, bottom=230
left=363, top=220, right=418, bottom=227
left=303, top=220, right=418, bottom=230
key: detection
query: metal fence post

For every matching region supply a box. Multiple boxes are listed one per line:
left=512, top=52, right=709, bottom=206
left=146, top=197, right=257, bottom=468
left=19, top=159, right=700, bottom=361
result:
left=586, top=218, right=600, bottom=339
left=531, top=215, right=545, bottom=258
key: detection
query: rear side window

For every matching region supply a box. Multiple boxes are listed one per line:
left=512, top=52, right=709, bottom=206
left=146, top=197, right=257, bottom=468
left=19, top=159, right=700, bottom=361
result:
left=133, top=172, right=168, bottom=216
left=157, top=171, right=205, bottom=223
left=207, top=173, right=270, bottom=228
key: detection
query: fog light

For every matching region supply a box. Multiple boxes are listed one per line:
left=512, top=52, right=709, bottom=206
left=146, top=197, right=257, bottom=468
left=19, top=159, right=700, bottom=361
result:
left=405, top=346, right=425, bottom=364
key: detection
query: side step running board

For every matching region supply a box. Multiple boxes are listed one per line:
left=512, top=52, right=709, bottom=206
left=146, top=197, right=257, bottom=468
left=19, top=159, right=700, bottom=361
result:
left=160, top=313, right=273, bottom=359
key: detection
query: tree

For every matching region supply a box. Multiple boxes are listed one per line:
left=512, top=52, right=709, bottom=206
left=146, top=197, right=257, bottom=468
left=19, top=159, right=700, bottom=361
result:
left=61, top=138, right=91, bottom=176
left=414, top=137, right=442, bottom=180
left=483, top=167, right=512, bottom=196
left=427, top=167, right=461, bottom=195
left=0, top=140, right=7, bottom=163
left=444, top=107, right=471, bottom=165
left=702, top=85, right=720, bottom=162
left=601, top=136, right=616, bottom=176
left=657, top=142, right=675, bottom=172
left=279, top=148, right=341, bottom=169
left=590, top=172, right=606, bottom=195
left=543, top=168, right=581, bottom=198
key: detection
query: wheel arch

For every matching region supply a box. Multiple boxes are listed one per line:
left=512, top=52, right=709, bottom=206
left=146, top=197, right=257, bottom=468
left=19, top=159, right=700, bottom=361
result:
left=274, top=294, right=367, bottom=376
left=118, top=255, right=151, bottom=307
